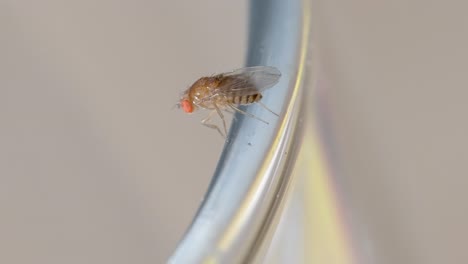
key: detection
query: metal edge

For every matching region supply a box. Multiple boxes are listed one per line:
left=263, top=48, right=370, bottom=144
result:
left=169, top=0, right=309, bottom=262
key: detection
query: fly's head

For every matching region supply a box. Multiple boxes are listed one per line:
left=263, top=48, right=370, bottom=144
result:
left=179, top=91, right=196, bottom=114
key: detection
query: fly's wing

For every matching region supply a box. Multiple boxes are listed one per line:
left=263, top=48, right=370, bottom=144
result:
left=213, top=66, right=281, bottom=97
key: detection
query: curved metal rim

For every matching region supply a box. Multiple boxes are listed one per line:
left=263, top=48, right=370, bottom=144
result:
left=169, top=0, right=310, bottom=262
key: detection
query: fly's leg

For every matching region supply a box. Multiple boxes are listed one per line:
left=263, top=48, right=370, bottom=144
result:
left=213, top=103, right=228, bottom=137
left=228, top=104, right=269, bottom=125
left=201, top=110, right=225, bottom=138
left=223, top=108, right=235, bottom=115
left=222, top=108, right=239, bottom=123
left=257, top=101, right=279, bottom=117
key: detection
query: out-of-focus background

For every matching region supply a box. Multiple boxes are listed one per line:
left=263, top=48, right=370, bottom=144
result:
left=3, top=0, right=468, bottom=263
left=310, top=1, right=468, bottom=263
left=1, top=1, right=245, bottom=263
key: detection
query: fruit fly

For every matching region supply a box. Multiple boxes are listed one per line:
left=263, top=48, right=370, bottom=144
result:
left=178, top=66, right=281, bottom=137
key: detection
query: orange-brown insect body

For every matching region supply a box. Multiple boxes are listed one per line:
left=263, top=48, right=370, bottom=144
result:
left=184, top=75, right=263, bottom=111
left=178, top=66, right=281, bottom=137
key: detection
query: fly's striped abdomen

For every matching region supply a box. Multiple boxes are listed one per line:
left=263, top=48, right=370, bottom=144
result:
left=229, top=93, right=262, bottom=105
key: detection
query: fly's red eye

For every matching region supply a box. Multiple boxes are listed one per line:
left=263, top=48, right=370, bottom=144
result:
left=181, top=99, right=193, bottom=113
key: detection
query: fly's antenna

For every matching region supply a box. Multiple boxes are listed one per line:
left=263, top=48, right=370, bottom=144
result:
left=172, top=102, right=181, bottom=110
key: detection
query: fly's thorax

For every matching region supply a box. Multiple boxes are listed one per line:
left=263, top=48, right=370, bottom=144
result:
left=188, top=77, right=219, bottom=108
left=188, top=77, right=220, bottom=104
left=189, top=94, right=227, bottom=110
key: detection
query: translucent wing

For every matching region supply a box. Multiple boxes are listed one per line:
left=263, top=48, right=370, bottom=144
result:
left=213, top=66, right=281, bottom=97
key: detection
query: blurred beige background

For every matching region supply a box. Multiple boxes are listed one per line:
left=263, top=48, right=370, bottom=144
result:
left=1, top=1, right=245, bottom=263
left=311, top=1, right=468, bottom=263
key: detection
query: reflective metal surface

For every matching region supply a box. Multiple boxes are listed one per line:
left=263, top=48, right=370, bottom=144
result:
left=169, top=0, right=310, bottom=262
